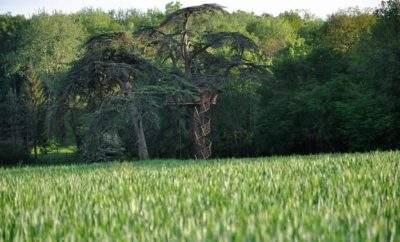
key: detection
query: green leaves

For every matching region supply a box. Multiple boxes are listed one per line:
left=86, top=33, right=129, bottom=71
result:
left=200, top=31, right=257, bottom=51
left=159, top=4, right=227, bottom=29
left=67, top=31, right=161, bottom=98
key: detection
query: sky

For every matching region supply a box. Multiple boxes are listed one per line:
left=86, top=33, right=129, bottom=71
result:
left=0, top=0, right=382, bottom=18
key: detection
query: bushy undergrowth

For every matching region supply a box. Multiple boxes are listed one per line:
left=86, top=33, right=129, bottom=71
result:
left=0, top=142, right=29, bottom=165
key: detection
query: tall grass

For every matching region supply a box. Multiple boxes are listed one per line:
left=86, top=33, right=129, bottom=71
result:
left=0, top=151, right=399, bottom=241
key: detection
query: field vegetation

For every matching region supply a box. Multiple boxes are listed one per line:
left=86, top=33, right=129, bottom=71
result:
left=1, top=151, right=399, bottom=241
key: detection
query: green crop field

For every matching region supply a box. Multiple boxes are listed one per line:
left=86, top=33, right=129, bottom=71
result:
left=0, top=151, right=399, bottom=241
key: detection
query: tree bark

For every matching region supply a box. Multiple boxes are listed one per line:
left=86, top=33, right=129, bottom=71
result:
left=131, top=105, right=149, bottom=160
left=188, top=106, right=201, bottom=156
left=187, top=95, right=212, bottom=159
left=69, top=110, right=82, bottom=149
left=181, top=14, right=191, bottom=76
left=122, top=81, right=150, bottom=160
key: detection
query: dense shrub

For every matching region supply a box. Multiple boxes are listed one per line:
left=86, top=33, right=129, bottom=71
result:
left=0, top=141, right=29, bottom=165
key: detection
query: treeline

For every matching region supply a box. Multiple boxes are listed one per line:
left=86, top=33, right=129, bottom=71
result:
left=0, top=1, right=399, bottom=163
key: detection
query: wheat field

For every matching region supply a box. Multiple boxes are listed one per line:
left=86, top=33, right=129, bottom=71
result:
left=1, top=151, right=399, bottom=241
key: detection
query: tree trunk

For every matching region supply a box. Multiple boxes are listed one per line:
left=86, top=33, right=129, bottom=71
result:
left=69, top=110, right=83, bottom=149
left=122, top=82, right=150, bottom=160
left=187, top=94, right=213, bottom=159
left=188, top=106, right=201, bottom=156
left=181, top=14, right=191, bottom=76
left=131, top=105, right=149, bottom=160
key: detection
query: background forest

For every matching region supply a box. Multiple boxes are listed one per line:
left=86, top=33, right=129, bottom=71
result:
left=1, top=0, right=400, bottom=163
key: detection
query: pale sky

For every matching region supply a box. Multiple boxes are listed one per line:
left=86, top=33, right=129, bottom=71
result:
left=0, top=0, right=382, bottom=18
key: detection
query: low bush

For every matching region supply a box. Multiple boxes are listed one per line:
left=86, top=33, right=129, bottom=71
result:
left=0, top=141, right=29, bottom=165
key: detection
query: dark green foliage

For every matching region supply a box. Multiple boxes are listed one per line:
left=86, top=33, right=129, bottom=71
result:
left=0, top=14, right=27, bottom=97
left=201, top=31, right=257, bottom=50
left=256, top=0, right=400, bottom=155
left=0, top=142, right=29, bottom=165
left=212, top=80, right=260, bottom=157
left=0, top=97, right=30, bottom=164
left=2, top=1, right=400, bottom=162
left=63, top=31, right=165, bottom=161
left=159, top=4, right=226, bottom=28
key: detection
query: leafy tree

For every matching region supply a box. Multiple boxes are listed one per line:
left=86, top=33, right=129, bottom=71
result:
left=0, top=15, right=30, bottom=163
left=246, top=15, right=295, bottom=57
left=256, top=8, right=377, bottom=154
left=321, top=8, right=376, bottom=52
left=138, top=4, right=264, bottom=159
left=0, top=14, right=27, bottom=97
left=353, top=0, right=400, bottom=148
left=4, top=13, right=85, bottom=153
left=2, top=1, right=400, bottom=161
left=73, top=9, right=123, bottom=35
left=62, top=32, right=177, bottom=160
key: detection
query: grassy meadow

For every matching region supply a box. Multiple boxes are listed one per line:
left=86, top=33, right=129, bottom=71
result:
left=0, top=151, right=399, bottom=241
